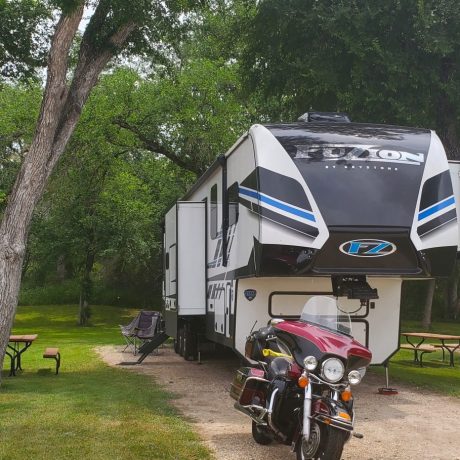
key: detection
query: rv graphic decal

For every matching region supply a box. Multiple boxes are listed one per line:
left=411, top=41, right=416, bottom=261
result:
left=417, top=170, right=457, bottom=237
left=207, top=282, right=225, bottom=300
left=239, top=168, right=319, bottom=238
left=339, top=239, right=397, bottom=257
left=208, top=225, right=237, bottom=269
left=294, top=145, right=425, bottom=166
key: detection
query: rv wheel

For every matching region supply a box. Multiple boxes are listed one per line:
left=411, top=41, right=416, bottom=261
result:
left=173, top=338, right=180, bottom=354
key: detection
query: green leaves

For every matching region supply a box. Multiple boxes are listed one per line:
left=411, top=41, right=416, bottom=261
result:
left=239, top=0, right=460, bottom=157
left=0, top=0, right=50, bottom=80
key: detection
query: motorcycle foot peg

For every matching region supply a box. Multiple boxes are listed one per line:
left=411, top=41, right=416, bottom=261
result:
left=352, top=432, right=364, bottom=439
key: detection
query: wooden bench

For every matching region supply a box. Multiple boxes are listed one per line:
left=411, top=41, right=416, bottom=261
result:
left=43, top=348, right=61, bottom=375
left=400, top=344, right=435, bottom=367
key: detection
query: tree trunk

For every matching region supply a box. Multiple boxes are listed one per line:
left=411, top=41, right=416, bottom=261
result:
left=422, top=279, right=436, bottom=330
left=0, top=4, right=85, bottom=386
left=79, top=247, right=95, bottom=326
left=446, top=260, right=459, bottom=319
left=0, top=2, right=136, bottom=385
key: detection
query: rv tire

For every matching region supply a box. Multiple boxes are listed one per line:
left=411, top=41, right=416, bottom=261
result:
left=173, top=338, right=180, bottom=354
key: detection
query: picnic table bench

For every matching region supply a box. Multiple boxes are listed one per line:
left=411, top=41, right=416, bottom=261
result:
left=399, top=343, right=435, bottom=367
left=43, top=347, right=61, bottom=375
left=401, top=332, right=460, bottom=367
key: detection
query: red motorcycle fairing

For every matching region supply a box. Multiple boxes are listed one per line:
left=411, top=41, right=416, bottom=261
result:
left=274, top=320, right=372, bottom=369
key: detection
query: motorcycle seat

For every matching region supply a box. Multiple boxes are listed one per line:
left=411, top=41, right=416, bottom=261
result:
left=267, top=357, right=292, bottom=380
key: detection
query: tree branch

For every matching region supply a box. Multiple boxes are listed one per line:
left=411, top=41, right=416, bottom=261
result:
left=114, top=118, right=203, bottom=175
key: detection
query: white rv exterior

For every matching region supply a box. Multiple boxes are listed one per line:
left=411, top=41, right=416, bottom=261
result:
left=164, top=121, right=459, bottom=365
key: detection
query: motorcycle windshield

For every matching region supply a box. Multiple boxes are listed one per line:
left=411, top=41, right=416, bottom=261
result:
left=300, top=296, right=352, bottom=335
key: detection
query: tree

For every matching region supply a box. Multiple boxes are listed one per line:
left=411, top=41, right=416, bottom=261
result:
left=115, top=60, right=254, bottom=175
left=240, top=0, right=460, bottom=158
left=0, top=0, right=202, bottom=385
left=0, top=84, right=42, bottom=208
left=0, top=0, right=50, bottom=81
left=422, top=279, right=436, bottom=329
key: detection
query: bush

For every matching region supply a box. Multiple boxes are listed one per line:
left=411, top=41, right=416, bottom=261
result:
left=19, top=279, right=162, bottom=308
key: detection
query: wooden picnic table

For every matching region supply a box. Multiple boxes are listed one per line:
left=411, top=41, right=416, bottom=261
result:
left=401, top=332, right=460, bottom=367
left=6, top=334, right=38, bottom=376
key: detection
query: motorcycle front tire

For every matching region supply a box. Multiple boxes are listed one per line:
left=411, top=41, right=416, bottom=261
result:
left=252, top=421, right=273, bottom=445
left=296, top=425, right=347, bottom=460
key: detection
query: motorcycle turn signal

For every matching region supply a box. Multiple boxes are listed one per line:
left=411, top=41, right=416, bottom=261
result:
left=341, top=387, right=353, bottom=402
left=298, top=373, right=309, bottom=388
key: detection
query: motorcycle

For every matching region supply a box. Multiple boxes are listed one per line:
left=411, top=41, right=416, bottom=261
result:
left=230, top=296, right=372, bottom=460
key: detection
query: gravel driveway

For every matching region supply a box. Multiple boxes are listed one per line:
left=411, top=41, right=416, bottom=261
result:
left=98, top=345, right=460, bottom=460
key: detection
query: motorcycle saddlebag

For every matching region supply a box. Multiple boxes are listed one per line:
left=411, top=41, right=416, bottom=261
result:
left=230, top=367, right=269, bottom=406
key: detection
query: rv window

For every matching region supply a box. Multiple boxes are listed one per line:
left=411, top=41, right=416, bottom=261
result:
left=165, top=252, right=169, bottom=270
left=228, top=182, right=239, bottom=227
left=210, top=184, right=218, bottom=239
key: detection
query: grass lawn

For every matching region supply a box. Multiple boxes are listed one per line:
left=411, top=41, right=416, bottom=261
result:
left=0, top=305, right=211, bottom=460
left=371, top=320, right=460, bottom=398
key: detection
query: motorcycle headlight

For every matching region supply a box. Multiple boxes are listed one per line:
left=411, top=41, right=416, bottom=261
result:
left=348, top=370, right=362, bottom=385
left=321, top=358, right=345, bottom=383
left=303, top=355, right=318, bottom=371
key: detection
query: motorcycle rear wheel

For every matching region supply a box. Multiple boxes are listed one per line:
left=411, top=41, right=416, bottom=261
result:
left=252, top=421, right=273, bottom=445
left=296, top=425, right=347, bottom=460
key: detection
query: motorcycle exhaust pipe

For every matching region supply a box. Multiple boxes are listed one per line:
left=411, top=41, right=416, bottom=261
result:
left=303, top=382, right=312, bottom=440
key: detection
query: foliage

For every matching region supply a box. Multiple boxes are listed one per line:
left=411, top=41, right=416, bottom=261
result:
left=23, top=69, right=195, bottom=308
left=116, top=60, right=253, bottom=175
left=0, top=304, right=211, bottom=459
left=0, top=83, right=42, bottom=208
left=240, top=0, right=460, bottom=157
left=0, top=0, right=50, bottom=81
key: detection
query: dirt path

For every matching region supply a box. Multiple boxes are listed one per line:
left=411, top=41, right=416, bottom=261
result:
left=98, top=345, right=460, bottom=460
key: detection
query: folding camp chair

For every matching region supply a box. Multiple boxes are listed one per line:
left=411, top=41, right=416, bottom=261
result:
left=120, top=313, right=141, bottom=353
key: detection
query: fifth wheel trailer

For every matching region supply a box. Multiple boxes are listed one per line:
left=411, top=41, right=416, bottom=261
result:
left=163, top=114, right=460, bottom=365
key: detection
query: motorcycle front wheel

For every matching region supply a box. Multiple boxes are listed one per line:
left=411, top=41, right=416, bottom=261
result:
left=251, top=421, right=273, bottom=445
left=296, top=425, right=347, bottom=460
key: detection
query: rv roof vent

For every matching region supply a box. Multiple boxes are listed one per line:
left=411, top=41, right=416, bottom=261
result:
left=298, top=112, right=351, bottom=123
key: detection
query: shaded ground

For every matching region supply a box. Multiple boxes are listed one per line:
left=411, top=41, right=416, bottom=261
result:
left=98, top=345, right=460, bottom=460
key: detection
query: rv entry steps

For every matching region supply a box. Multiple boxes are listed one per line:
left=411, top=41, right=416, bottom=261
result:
left=120, top=332, right=169, bottom=365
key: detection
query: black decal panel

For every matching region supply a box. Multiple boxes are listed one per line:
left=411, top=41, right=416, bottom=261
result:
left=420, top=170, right=453, bottom=211
left=268, top=123, right=430, bottom=228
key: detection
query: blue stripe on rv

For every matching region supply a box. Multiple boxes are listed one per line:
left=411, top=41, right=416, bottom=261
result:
left=418, top=196, right=455, bottom=221
left=239, top=187, right=316, bottom=223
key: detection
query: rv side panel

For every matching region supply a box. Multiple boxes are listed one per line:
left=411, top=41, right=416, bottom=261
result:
left=164, top=205, right=177, bottom=338
left=177, top=201, right=206, bottom=315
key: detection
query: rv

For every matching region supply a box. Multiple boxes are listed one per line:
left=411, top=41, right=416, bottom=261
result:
left=163, top=113, right=460, bottom=365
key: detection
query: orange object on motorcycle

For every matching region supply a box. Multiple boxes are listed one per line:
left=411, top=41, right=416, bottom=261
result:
left=341, top=388, right=353, bottom=402
left=298, top=374, right=309, bottom=388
